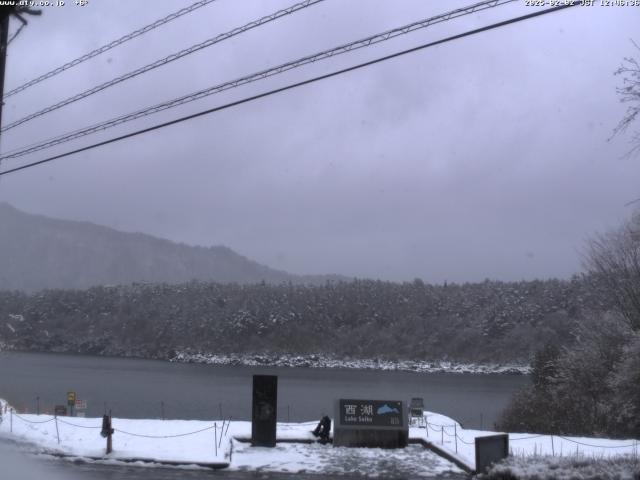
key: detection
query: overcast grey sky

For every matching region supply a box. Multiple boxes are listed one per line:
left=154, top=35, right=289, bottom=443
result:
left=0, top=0, right=638, bottom=283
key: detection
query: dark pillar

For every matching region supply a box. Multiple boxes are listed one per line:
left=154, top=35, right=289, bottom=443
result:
left=251, top=374, right=277, bottom=447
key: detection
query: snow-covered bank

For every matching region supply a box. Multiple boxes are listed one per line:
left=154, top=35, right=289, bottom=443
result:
left=412, top=411, right=640, bottom=472
left=172, top=351, right=531, bottom=375
left=4, top=397, right=635, bottom=476
left=0, top=399, right=232, bottom=467
left=0, top=399, right=463, bottom=477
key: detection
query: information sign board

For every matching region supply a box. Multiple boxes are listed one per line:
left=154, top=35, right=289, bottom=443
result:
left=338, top=399, right=404, bottom=427
left=334, top=398, right=408, bottom=448
left=54, top=405, right=67, bottom=416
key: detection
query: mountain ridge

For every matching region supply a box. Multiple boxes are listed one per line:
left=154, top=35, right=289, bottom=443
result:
left=0, top=202, right=347, bottom=291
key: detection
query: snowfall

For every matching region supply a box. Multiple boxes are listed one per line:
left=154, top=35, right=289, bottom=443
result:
left=1, top=398, right=638, bottom=477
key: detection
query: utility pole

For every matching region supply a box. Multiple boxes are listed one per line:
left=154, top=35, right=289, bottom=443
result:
left=0, top=6, right=41, bottom=153
left=0, top=11, right=9, bottom=150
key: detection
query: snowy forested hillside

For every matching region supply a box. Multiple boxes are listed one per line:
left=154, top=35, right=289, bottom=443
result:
left=0, top=276, right=614, bottom=364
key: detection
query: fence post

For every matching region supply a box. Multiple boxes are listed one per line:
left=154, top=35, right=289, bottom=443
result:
left=425, top=420, right=428, bottom=438
left=214, top=423, right=218, bottom=457
left=454, top=424, right=458, bottom=453
left=551, top=435, right=555, bottom=456
left=218, top=422, right=224, bottom=450
left=105, top=411, right=113, bottom=454
left=54, top=414, right=60, bottom=444
left=225, top=417, right=232, bottom=436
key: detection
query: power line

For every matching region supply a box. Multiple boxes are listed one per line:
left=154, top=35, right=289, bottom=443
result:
left=0, top=4, right=579, bottom=178
left=0, top=0, right=516, bottom=160
left=2, top=0, right=326, bottom=133
left=3, top=0, right=219, bottom=99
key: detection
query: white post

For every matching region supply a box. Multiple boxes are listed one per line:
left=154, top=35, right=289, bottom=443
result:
left=55, top=415, right=60, bottom=444
left=454, top=424, right=458, bottom=453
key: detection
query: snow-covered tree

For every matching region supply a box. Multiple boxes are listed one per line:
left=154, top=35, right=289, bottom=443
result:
left=613, top=42, right=640, bottom=156
left=608, top=333, right=640, bottom=436
left=585, top=210, right=640, bottom=330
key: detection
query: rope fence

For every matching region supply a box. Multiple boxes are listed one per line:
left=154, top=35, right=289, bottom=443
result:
left=13, top=412, right=56, bottom=424
left=114, top=423, right=218, bottom=439
left=4, top=403, right=638, bottom=461
left=511, top=434, right=545, bottom=441
left=558, top=436, right=637, bottom=449
left=2, top=404, right=234, bottom=456
left=456, top=433, right=475, bottom=445
left=56, top=419, right=102, bottom=429
left=420, top=415, right=638, bottom=458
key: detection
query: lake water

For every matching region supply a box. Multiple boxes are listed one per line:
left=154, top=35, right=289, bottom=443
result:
left=0, top=351, right=529, bottom=479
left=0, top=351, right=528, bottom=428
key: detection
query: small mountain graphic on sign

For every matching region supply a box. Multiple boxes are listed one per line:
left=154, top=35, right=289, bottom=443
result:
left=376, top=404, right=399, bottom=415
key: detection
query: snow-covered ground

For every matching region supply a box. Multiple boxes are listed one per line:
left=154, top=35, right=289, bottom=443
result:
left=230, top=440, right=461, bottom=477
left=0, top=402, right=232, bottom=466
left=0, top=399, right=463, bottom=477
left=2, top=398, right=637, bottom=476
left=410, top=411, right=640, bottom=472
left=173, top=351, right=531, bottom=375
left=484, top=455, right=640, bottom=480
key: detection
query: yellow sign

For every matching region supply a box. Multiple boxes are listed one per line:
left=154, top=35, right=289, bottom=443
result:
left=67, top=391, right=76, bottom=406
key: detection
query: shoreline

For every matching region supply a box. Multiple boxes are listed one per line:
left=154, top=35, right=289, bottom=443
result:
left=0, top=347, right=531, bottom=375
left=171, top=351, right=531, bottom=375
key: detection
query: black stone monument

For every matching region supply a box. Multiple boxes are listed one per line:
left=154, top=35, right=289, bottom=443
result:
left=251, top=374, right=278, bottom=447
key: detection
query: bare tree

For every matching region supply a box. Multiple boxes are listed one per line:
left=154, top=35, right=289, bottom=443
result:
left=585, top=210, right=640, bottom=330
left=612, top=41, right=640, bottom=156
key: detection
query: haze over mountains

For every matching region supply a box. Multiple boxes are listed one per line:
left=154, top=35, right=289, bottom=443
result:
left=0, top=203, right=345, bottom=292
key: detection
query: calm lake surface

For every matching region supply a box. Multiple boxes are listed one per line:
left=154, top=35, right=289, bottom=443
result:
left=0, top=351, right=529, bottom=479
left=0, top=351, right=528, bottom=428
